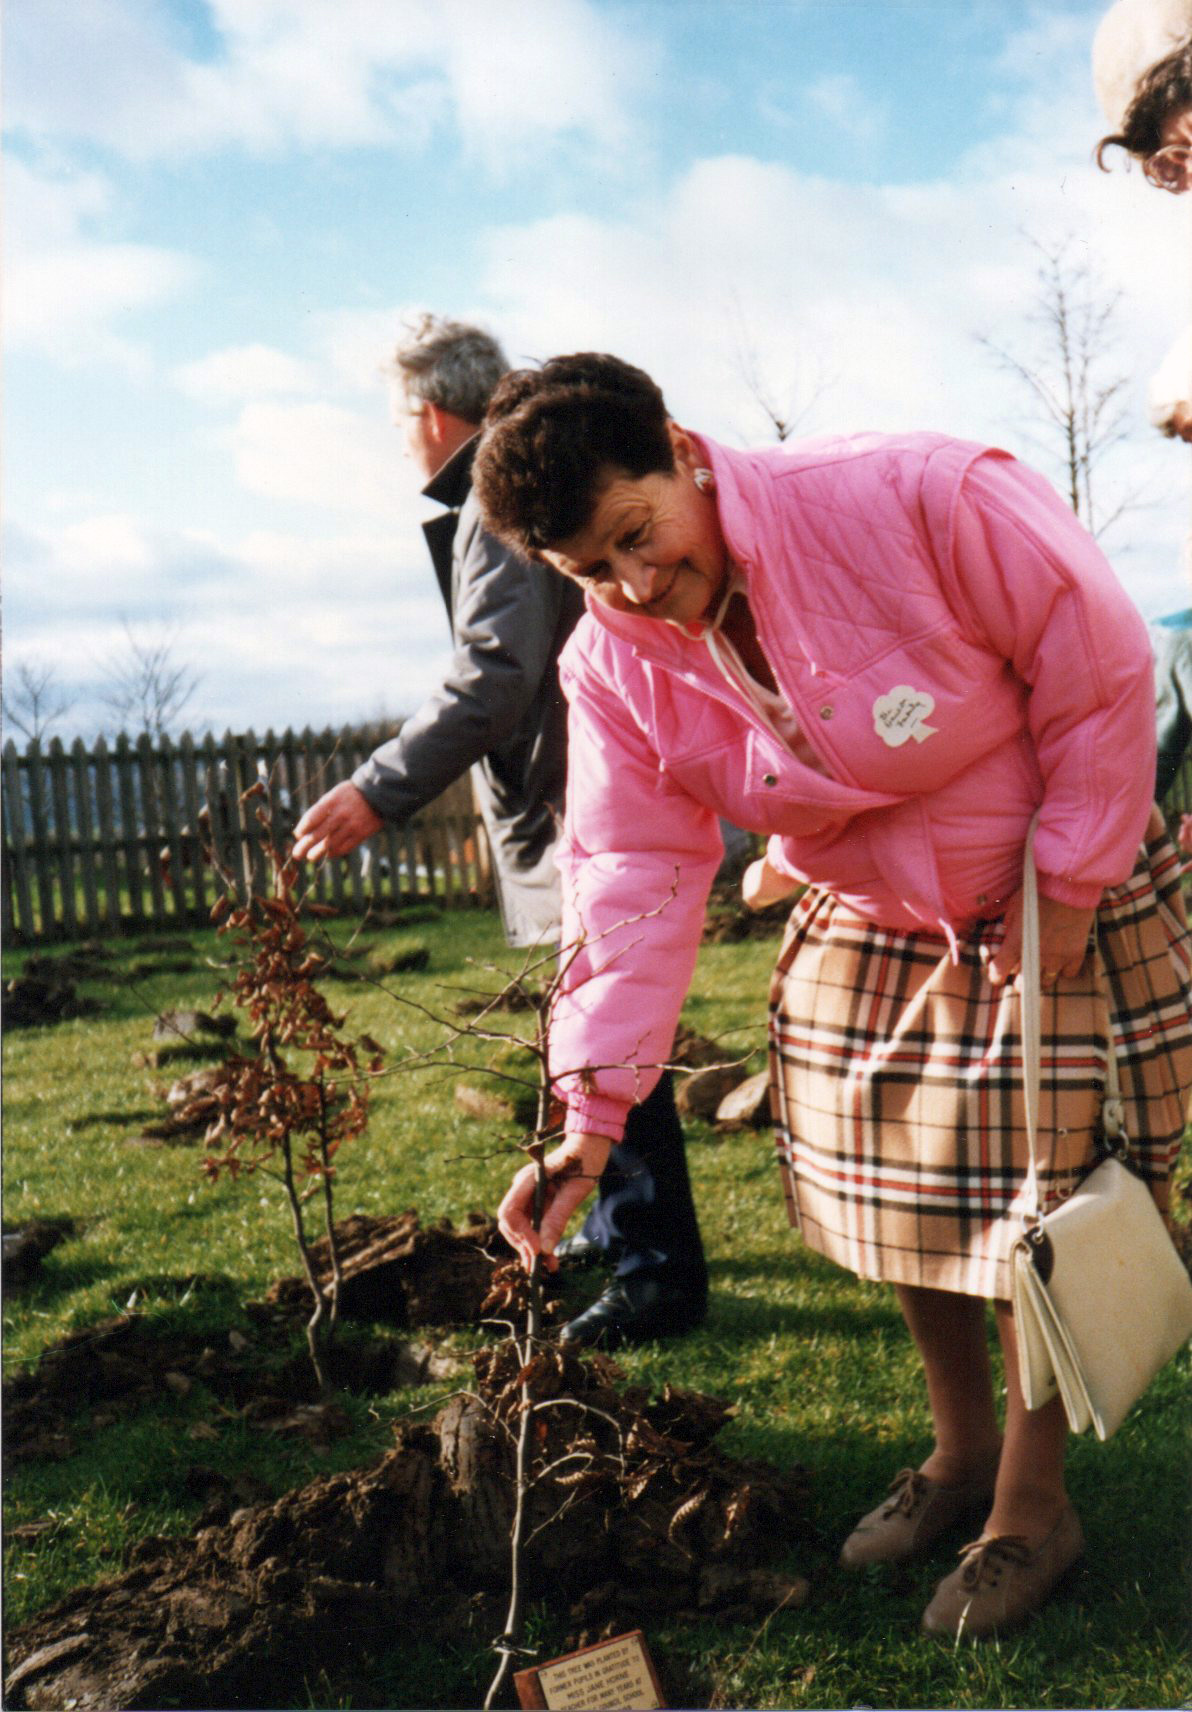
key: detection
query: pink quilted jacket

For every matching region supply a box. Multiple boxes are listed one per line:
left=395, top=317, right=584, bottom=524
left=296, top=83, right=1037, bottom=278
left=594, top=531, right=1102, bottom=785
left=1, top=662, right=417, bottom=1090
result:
left=550, top=431, right=1156, bottom=1140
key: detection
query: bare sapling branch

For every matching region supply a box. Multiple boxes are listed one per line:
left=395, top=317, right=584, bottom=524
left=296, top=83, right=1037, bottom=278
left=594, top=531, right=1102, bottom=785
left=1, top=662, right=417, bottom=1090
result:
left=483, top=983, right=553, bottom=1711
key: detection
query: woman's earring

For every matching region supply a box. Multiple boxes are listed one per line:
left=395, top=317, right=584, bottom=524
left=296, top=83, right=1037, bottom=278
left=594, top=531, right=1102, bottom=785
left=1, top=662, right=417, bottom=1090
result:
left=693, top=467, right=716, bottom=494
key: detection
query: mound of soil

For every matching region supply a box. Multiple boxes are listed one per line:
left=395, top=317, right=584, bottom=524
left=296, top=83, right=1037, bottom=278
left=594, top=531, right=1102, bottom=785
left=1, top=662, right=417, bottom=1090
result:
left=264, top=1209, right=511, bottom=1327
left=3, top=973, right=102, bottom=1030
left=2, top=1219, right=76, bottom=1289
left=5, top=1296, right=811, bottom=1711
left=701, top=883, right=793, bottom=944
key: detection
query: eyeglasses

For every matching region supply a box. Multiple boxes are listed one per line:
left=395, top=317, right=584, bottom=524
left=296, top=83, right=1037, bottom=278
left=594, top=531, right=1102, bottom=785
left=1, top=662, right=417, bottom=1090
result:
left=1143, top=144, right=1192, bottom=193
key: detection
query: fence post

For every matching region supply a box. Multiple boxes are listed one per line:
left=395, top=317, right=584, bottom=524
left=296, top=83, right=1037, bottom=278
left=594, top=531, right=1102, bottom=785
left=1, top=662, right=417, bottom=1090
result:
left=176, top=732, right=208, bottom=918
left=318, top=727, right=347, bottom=912
left=155, top=733, right=188, bottom=925
left=135, top=733, right=169, bottom=928
left=365, top=723, right=405, bottom=909
left=293, top=727, right=328, bottom=909
left=48, top=737, right=79, bottom=940
left=201, top=734, right=236, bottom=899
left=92, top=736, right=123, bottom=934
left=337, top=725, right=368, bottom=916
left=114, top=733, right=147, bottom=928
left=70, top=738, right=101, bottom=937
left=2, top=739, right=35, bottom=943
left=25, top=740, right=59, bottom=940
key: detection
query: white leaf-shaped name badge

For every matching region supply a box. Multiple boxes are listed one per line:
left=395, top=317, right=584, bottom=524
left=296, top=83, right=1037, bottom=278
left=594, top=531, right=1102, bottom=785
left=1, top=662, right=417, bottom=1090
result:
left=872, top=685, right=938, bottom=748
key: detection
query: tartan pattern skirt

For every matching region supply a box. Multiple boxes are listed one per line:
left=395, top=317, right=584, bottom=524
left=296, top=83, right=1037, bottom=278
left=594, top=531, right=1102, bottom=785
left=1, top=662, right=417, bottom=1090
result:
left=768, top=820, right=1192, bottom=1301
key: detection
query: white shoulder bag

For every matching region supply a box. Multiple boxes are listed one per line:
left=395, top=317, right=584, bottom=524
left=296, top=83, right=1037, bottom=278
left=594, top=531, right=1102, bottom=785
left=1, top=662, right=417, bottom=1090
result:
left=1011, top=822, right=1192, bottom=1441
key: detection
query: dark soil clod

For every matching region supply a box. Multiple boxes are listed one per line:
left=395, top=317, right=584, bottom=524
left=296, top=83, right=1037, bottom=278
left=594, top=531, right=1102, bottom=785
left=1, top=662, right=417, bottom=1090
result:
left=262, top=1209, right=512, bottom=1328
left=2, top=1220, right=76, bottom=1289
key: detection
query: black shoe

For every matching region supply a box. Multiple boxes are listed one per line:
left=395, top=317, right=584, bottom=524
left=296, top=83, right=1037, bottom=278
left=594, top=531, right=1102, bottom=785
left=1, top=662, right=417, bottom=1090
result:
left=554, top=1231, right=617, bottom=1270
left=559, top=1277, right=707, bottom=1351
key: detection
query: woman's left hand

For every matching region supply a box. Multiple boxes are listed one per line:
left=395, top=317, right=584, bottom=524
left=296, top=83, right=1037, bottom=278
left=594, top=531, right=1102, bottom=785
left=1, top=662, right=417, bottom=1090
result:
left=985, top=890, right=1097, bottom=987
left=742, top=856, right=800, bottom=911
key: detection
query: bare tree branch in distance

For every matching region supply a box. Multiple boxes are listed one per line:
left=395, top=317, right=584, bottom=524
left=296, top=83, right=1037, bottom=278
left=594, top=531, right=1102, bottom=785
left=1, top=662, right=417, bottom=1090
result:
left=2, top=658, right=77, bottom=744
left=97, top=619, right=201, bottom=739
left=730, top=291, right=835, bottom=444
left=977, top=235, right=1142, bottom=542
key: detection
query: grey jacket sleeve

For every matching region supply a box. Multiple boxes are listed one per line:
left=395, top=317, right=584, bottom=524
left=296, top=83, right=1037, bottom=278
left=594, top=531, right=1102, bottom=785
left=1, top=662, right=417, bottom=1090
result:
left=351, top=500, right=569, bottom=824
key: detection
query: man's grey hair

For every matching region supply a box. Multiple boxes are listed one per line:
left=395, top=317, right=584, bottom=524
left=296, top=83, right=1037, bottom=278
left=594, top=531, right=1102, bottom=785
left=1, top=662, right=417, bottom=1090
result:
left=390, top=314, right=508, bottom=425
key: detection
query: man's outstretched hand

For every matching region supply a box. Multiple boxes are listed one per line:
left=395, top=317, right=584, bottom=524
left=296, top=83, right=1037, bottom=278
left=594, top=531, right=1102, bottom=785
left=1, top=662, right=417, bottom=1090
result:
left=292, top=781, right=383, bottom=862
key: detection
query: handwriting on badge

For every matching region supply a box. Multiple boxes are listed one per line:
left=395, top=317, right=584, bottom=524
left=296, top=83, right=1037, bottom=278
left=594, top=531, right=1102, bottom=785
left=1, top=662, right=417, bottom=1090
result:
left=872, top=686, right=938, bottom=747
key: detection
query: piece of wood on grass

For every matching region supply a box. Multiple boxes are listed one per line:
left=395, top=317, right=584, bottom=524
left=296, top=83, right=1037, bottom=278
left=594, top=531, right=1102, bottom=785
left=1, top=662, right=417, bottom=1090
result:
left=715, top=1070, right=773, bottom=1129
left=674, top=1065, right=743, bottom=1121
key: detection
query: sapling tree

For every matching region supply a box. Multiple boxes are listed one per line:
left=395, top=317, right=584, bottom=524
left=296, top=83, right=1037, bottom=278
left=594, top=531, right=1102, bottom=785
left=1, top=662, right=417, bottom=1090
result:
left=348, top=875, right=756, bottom=1709
left=199, top=782, right=382, bottom=1394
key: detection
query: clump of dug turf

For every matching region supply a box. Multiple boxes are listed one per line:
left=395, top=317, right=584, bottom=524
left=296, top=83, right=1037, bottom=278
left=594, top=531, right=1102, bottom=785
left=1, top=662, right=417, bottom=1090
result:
left=4, top=1212, right=510, bottom=1463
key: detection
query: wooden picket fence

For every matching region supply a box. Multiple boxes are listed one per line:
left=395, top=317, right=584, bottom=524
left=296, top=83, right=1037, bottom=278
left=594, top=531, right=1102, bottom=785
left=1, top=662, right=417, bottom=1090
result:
left=5, top=721, right=1191, bottom=950
left=1, top=725, right=493, bottom=946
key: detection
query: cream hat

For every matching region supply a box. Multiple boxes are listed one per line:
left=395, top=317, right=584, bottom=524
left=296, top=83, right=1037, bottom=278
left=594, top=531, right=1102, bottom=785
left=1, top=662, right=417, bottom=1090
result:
left=1093, top=0, right=1192, bottom=126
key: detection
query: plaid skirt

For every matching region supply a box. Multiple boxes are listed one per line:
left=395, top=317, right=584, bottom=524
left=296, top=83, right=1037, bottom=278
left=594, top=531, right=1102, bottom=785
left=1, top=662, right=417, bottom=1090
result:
left=768, top=819, right=1192, bottom=1300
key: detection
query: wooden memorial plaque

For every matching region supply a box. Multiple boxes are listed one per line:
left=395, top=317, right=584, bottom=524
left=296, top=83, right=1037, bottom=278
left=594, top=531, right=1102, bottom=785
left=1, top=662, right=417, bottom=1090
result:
left=514, top=1629, right=666, bottom=1710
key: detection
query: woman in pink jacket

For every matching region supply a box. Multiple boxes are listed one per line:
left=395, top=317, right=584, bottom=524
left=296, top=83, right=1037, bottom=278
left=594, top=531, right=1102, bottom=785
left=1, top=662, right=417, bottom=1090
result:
left=473, top=353, right=1192, bottom=1638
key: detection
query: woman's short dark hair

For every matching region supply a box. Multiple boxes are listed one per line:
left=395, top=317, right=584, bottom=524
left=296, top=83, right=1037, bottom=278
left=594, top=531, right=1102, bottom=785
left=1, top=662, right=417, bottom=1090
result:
left=1096, top=36, right=1192, bottom=166
left=473, top=353, right=674, bottom=554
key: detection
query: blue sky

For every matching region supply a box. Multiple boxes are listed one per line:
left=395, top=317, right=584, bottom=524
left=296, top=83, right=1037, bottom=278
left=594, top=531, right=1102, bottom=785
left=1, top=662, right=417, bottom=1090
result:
left=5, top=0, right=1189, bottom=741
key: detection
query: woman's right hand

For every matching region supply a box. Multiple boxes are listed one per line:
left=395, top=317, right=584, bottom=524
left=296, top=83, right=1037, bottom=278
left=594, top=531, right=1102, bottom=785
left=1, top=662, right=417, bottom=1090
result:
left=497, top=1131, right=612, bottom=1273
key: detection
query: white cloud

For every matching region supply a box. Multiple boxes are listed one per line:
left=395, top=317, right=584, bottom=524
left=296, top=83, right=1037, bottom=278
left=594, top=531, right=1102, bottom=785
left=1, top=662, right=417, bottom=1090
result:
left=4, top=509, right=456, bottom=738
left=6, top=242, right=195, bottom=370
left=4, top=0, right=648, bottom=167
left=314, top=307, right=418, bottom=395
left=4, top=157, right=195, bottom=369
left=175, top=343, right=323, bottom=403
left=439, top=0, right=651, bottom=170
left=222, top=399, right=406, bottom=519
left=803, top=73, right=888, bottom=146
left=5, top=514, right=238, bottom=626
left=55, top=514, right=157, bottom=573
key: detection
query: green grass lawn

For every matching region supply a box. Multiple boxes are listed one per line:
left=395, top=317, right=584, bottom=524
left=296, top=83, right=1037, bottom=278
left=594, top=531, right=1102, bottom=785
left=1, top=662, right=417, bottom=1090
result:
left=3, top=913, right=1190, bottom=1710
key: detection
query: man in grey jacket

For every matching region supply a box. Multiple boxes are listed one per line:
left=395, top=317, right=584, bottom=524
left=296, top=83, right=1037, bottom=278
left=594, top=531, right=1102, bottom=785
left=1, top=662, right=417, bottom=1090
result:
left=293, top=317, right=707, bottom=1348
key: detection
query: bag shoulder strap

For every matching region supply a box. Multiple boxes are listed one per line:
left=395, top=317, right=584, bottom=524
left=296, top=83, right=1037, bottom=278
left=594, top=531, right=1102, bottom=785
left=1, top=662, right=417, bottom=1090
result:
left=1019, top=819, right=1126, bottom=1230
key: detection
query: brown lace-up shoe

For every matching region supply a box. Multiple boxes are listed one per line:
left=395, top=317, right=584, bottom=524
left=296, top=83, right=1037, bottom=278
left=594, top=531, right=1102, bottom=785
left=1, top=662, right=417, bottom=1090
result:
left=838, top=1456, right=1000, bottom=1570
left=921, top=1504, right=1085, bottom=1637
